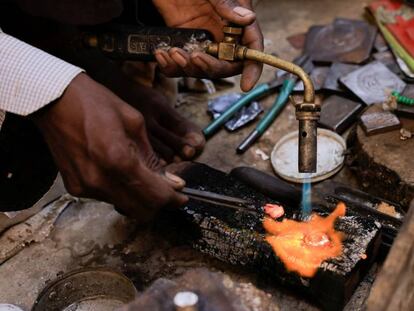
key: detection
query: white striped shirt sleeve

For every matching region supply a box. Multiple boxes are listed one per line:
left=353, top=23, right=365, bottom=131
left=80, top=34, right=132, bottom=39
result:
left=0, top=28, right=84, bottom=129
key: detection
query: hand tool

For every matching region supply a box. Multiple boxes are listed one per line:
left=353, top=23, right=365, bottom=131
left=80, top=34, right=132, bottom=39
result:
left=236, top=55, right=313, bottom=154
left=85, top=24, right=319, bottom=173
left=83, top=24, right=213, bottom=61
left=180, top=187, right=259, bottom=215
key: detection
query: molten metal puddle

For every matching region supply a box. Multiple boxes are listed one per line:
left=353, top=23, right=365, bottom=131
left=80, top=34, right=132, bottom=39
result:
left=263, top=202, right=346, bottom=278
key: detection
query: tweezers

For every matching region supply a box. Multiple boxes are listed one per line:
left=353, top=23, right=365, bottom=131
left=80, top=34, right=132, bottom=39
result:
left=181, top=187, right=259, bottom=214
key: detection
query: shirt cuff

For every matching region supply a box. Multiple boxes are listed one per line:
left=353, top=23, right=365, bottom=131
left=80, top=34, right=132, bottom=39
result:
left=0, top=30, right=84, bottom=116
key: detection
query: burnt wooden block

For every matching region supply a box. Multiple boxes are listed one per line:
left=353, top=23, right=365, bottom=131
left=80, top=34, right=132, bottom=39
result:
left=160, top=163, right=382, bottom=311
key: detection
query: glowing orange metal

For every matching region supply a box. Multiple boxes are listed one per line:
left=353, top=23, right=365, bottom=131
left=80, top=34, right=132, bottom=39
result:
left=263, top=202, right=346, bottom=278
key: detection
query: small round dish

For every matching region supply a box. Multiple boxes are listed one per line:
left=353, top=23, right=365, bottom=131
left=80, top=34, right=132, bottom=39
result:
left=32, top=267, right=137, bottom=311
left=271, top=129, right=346, bottom=183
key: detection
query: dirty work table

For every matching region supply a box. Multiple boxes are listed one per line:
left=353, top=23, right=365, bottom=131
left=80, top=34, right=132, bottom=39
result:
left=0, top=1, right=386, bottom=310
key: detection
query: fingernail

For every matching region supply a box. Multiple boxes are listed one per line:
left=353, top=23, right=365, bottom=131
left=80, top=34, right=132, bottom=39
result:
left=155, top=52, right=168, bottom=68
left=233, top=6, right=254, bottom=17
left=182, top=145, right=196, bottom=158
left=172, top=51, right=188, bottom=67
left=165, top=171, right=185, bottom=185
left=185, top=133, right=205, bottom=147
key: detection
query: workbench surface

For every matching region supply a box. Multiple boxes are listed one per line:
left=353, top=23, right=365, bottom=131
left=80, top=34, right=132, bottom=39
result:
left=0, top=1, right=380, bottom=310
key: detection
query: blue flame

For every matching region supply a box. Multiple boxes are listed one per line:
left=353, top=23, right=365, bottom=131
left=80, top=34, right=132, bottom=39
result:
left=301, top=175, right=312, bottom=220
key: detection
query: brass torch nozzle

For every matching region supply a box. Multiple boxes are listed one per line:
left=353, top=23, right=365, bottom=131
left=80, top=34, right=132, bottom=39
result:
left=206, top=26, right=320, bottom=173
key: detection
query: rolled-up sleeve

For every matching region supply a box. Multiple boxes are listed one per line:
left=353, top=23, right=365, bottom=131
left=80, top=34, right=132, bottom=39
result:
left=0, top=28, right=83, bottom=129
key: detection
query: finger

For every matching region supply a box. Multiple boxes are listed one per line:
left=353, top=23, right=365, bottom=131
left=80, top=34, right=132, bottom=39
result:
left=168, top=48, right=206, bottom=77
left=209, top=0, right=256, bottom=25
left=105, top=138, right=188, bottom=216
left=240, top=22, right=264, bottom=91
left=148, top=133, right=175, bottom=163
left=151, top=121, right=196, bottom=159
left=155, top=49, right=185, bottom=77
left=157, top=105, right=205, bottom=152
left=119, top=106, right=164, bottom=171
left=191, top=52, right=243, bottom=78
left=127, top=165, right=188, bottom=211
left=163, top=171, right=186, bottom=190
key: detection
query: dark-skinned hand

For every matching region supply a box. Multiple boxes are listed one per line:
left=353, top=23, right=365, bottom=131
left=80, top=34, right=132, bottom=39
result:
left=152, top=0, right=264, bottom=92
left=32, top=73, right=188, bottom=221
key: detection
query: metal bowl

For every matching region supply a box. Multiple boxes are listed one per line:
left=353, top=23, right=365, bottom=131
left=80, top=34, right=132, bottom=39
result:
left=32, top=268, right=137, bottom=311
left=271, top=129, right=346, bottom=183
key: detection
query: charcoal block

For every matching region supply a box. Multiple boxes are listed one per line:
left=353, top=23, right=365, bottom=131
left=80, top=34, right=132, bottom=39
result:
left=160, top=163, right=382, bottom=311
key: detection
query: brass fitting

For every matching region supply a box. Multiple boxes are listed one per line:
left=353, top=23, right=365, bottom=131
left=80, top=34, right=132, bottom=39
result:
left=206, top=26, right=320, bottom=173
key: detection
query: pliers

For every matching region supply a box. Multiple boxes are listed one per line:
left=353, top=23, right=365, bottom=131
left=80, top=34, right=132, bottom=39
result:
left=202, top=54, right=313, bottom=153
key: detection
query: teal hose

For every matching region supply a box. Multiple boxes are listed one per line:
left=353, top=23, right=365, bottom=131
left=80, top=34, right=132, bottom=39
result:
left=236, top=79, right=296, bottom=154
left=256, top=79, right=296, bottom=134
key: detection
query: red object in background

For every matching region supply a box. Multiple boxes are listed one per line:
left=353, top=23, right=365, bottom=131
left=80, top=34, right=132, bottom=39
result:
left=370, top=0, right=414, bottom=57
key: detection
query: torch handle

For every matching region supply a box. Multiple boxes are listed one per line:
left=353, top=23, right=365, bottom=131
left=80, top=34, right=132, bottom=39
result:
left=83, top=25, right=213, bottom=61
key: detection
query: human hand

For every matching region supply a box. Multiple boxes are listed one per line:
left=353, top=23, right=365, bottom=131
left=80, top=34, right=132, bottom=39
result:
left=31, top=73, right=188, bottom=221
left=152, top=0, right=264, bottom=92
left=118, top=81, right=205, bottom=163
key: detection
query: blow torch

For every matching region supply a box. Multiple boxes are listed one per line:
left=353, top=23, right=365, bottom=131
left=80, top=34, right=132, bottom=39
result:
left=83, top=25, right=319, bottom=173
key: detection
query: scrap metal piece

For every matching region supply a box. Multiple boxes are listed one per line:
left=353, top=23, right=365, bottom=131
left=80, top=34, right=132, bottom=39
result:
left=319, top=95, right=364, bottom=133
left=340, top=61, right=406, bottom=105
left=373, top=50, right=414, bottom=80
left=373, top=51, right=402, bottom=75
left=32, top=268, right=137, bottom=311
left=305, top=18, right=377, bottom=64
left=360, top=105, right=401, bottom=136
left=374, top=33, right=389, bottom=52
left=323, top=62, right=360, bottom=92
left=294, top=66, right=330, bottom=91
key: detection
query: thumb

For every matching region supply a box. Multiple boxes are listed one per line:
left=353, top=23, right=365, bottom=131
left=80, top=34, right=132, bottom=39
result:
left=163, top=171, right=186, bottom=190
left=209, top=0, right=256, bottom=25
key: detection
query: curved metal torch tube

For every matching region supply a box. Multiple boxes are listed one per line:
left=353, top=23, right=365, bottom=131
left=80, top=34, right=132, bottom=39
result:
left=206, top=41, right=319, bottom=173
left=239, top=47, right=315, bottom=103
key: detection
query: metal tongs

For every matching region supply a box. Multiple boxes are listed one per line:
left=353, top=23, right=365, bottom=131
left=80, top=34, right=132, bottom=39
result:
left=181, top=187, right=259, bottom=215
